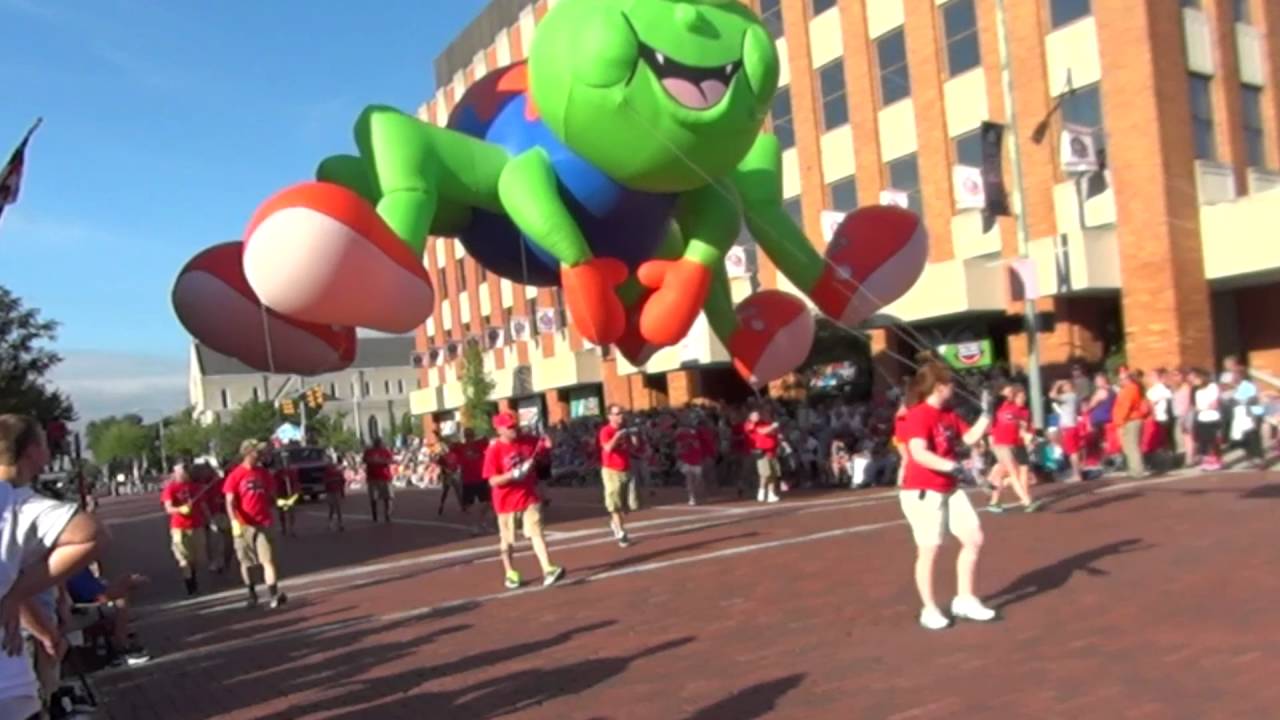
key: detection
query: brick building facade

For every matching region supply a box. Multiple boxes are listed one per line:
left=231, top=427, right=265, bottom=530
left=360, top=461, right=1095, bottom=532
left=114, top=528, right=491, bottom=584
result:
left=409, top=0, right=1280, bottom=438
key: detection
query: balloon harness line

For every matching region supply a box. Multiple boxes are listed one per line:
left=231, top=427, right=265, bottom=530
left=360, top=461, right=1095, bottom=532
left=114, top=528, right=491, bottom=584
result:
left=618, top=98, right=985, bottom=406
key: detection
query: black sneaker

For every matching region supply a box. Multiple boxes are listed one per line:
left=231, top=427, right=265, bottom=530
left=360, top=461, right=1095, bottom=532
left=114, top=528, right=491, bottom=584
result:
left=245, top=592, right=259, bottom=609
left=270, top=592, right=289, bottom=609
left=618, top=533, right=631, bottom=548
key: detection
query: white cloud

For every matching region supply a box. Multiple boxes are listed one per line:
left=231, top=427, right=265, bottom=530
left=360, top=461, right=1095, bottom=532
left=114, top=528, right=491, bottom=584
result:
left=48, top=350, right=188, bottom=426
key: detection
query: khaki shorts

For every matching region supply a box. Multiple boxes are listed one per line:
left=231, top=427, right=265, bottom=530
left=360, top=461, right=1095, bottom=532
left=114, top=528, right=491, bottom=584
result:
left=171, top=528, right=207, bottom=568
left=755, top=454, right=781, bottom=481
left=679, top=463, right=703, bottom=477
left=497, top=503, right=544, bottom=546
left=899, top=489, right=982, bottom=547
left=235, top=525, right=276, bottom=568
left=368, top=482, right=392, bottom=502
left=601, top=468, right=636, bottom=513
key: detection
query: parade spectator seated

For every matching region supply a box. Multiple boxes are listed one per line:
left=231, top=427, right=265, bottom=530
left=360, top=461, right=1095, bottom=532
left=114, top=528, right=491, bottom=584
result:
left=64, top=567, right=150, bottom=667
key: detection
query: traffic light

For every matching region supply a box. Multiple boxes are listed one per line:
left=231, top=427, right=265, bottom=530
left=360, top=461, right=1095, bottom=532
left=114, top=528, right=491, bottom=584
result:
left=280, top=398, right=296, bottom=416
left=305, top=386, right=325, bottom=409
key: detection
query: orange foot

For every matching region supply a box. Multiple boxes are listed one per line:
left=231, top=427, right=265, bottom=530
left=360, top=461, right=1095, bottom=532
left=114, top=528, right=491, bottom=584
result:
left=810, top=205, right=928, bottom=327
left=635, top=258, right=712, bottom=347
left=560, top=258, right=629, bottom=346
left=726, top=290, right=816, bottom=389
left=243, top=182, right=435, bottom=333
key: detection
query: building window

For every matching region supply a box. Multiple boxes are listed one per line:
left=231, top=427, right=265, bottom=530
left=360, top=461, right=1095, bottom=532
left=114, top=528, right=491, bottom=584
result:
left=1179, top=0, right=1200, bottom=7
left=436, top=264, right=449, bottom=300
left=397, top=379, right=405, bottom=395
left=553, top=288, right=567, bottom=328
left=818, top=61, right=848, bottom=130
left=456, top=259, right=468, bottom=292
left=329, top=382, right=338, bottom=399
left=1242, top=84, right=1266, bottom=168
left=886, top=153, right=923, bottom=216
left=811, top=0, right=837, bottom=16
left=220, top=388, right=230, bottom=410
left=783, top=196, right=803, bottom=227
left=1189, top=74, right=1216, bottom=160
left=771, top=87, right=795, bottom=151
left=476, top=263, right=487, bottom=285
left=942, top=0, right=980, bottom=77
left=1234, top=0, right=1250, bottom=23
left=828, top=176, right=857, bottom=212
left=384, top=380, right=392, bottom=395
left=760, top=0, right=783, bottom=39
left=877, top=28, right=911, bottom=106
left=1061, top=82, right=1106, bottom=153
left=954, top=129, right=984, bottom=167
left=251, top=387, right=260, bottom=402
left=1049, top=0, right=1090, bottom=29
left=363, top=381, right=372, bottom=396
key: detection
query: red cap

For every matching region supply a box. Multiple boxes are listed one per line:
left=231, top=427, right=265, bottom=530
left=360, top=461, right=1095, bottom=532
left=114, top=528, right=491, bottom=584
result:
left=493, top=411, right=517, bottom=430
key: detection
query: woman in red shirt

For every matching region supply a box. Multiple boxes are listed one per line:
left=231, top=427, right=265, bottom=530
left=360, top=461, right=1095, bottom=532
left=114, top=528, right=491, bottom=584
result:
left=899, top=359, right=996, bottom=630
left=987, top=385, right=1039, bottom=513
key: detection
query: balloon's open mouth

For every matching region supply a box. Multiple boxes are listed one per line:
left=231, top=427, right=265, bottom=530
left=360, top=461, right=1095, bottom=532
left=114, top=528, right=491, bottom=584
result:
left=638, top=43, right=740, bottom=110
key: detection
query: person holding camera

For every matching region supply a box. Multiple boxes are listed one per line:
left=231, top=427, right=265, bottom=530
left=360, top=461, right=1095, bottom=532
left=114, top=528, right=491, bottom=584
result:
left=897, top=360, right=996, bottom=631
left=598, top=405, right=638, bottom=547
left=743, top=410, right=782, bottom=503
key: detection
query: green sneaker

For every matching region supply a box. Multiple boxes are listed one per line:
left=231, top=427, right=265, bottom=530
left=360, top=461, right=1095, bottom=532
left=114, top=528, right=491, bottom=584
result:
left=1023, top=500, right=1043, bottom=513
left=503, top=570, right=522, bottom=590
left=987, top=503, right=1006, bottom=513
left=542, top=566, right=566, bottom=587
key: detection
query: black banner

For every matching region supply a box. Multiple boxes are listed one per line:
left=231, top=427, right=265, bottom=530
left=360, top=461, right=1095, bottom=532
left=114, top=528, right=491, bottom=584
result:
left=980, top=121, right=1010, bottom=234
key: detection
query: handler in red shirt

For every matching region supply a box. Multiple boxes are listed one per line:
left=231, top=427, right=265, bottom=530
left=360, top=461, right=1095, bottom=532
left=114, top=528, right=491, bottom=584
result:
left=448, top=428, right=492, bottom=535
left=675, top=421, right=707, bottom=505
left=987, top=385, right=1038, bottom=512
left=482, top=412, right=565, bottom=590
left=161, top=461, right=208, bottom=597
left=597, top=404, right=637, bottom=547
left=194, top=463, right=232, bottom=574
left=223, top=439, right=287, bottom=609
left=743, top=410, right=782, bottom=503
left=363, top=438, right=395, bottom=523
left=898, top=359, right=996, bottom=631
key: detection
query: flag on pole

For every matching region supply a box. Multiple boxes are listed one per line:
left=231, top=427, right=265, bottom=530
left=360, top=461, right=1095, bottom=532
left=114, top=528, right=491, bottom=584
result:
left=0, top=118, right=43, bottom=224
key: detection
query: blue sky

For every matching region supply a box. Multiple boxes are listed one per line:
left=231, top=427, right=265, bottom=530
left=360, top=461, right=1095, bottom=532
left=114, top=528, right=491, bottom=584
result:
left=0, top=0, right=489, bottom=420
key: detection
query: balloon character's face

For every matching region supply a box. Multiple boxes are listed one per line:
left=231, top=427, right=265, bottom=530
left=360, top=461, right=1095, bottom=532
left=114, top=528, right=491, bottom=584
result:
left=529, top=0, right=780, bottom=193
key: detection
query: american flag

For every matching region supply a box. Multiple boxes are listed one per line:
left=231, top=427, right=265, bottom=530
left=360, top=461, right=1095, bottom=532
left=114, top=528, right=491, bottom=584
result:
left=0, top=118, right=42, bottom=224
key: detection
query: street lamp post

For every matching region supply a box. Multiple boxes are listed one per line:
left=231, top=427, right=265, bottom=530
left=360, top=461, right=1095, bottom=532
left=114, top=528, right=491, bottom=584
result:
left=994, top=0, right=1047, bottom=429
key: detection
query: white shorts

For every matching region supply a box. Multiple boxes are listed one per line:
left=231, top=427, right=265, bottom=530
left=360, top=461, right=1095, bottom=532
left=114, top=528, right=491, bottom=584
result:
left=898, top=489, right=982, bottom=547
left=679, top=463, right=702, bottom=477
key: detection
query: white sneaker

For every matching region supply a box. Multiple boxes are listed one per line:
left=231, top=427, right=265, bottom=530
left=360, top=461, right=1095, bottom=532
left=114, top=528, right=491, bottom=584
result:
left=919, top=607, right=951, bottom=631
left=756, top=488, right=766, bottom=502
left=766, top=492, right=781, bottom=503
left=687, top=498, right=697, bottom=506
left=950, top=595, right=997, bottom=622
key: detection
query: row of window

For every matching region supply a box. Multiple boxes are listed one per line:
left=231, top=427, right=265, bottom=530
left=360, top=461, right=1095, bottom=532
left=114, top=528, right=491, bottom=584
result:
left=1180, top=0, right=1255, bottom=24
left=1190, top=74, right=1268, bottom=167
left=760, top=0, right=1094, bottom=42
left=217, top=380, right=409, bottom=410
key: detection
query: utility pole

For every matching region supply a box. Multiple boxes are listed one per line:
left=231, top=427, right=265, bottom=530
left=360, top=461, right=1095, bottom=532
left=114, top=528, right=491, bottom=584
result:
left=158, top=417, right=167, bottom=471
left=994, top=0, right=1046, bottom=428
left=353, top=370, right=365, bottom=446
left=300, top=384, right=308, bottom=443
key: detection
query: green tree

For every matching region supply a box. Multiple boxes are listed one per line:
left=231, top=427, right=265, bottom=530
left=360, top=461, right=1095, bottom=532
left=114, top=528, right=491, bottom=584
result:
left=88, top=418, right=150, bottom=474
left=309, top=412, right=360, bottom=453
left=459, top=340, right=496, bottom=436
left=159, top=408, right=211, bottom=459
left=399, top=412, right=424, bottom=440
left=217, top=400, right=283, bottom=455
left=0, top=286, right=76, bottom=422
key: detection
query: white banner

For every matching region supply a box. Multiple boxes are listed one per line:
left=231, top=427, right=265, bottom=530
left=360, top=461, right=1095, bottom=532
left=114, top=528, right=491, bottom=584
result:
left=820, top=210, right=845, bottom=244
left=724, top=245, right=749, bottom=278
left=1060, top=123, right=1098, bottom=174
left=535, top=307, right=559, bottom=334
left=952, top=164, right=986, bottom=211
left=509, top=315, right=531, bottom=343
left=879, top=188, right=910, bottom=209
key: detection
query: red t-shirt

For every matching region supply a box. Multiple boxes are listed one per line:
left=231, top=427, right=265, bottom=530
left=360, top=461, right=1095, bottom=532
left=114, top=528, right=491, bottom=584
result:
left=450, top=439, right=490, bottom=485
left=901, top=402, right=971, bottom=493
left=161, top=478, right=207, bottom=530
left=991, top=401, right=1029, bottom=447
left=743, top=421, right=779, bottom=456
left=893, top=413, right=909, bottom=445
left=363, top=447, right=394, bottom=483
left=222, top=465, right=277, bottom=527
left=482, top=435, right=545, bottom=514
left=697, top=427, right=717, bottom=459
left=202, top=477, right=226, bottom=516
left=675, top=428, right=705, bottom=466
left=598, top=425, right=630, bottom=472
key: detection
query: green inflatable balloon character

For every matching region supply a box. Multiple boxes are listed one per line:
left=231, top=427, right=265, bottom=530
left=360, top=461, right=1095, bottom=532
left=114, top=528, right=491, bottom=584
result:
left=229, top=0, right=928, bottom=387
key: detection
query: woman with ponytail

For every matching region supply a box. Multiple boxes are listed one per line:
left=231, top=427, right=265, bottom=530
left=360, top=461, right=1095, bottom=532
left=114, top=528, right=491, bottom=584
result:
left=898, top=358, right=996, bottom=630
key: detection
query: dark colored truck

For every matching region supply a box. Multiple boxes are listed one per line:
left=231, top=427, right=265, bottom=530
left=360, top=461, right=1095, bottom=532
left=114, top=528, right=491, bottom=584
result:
left=277, top=446, right=341, bottom=502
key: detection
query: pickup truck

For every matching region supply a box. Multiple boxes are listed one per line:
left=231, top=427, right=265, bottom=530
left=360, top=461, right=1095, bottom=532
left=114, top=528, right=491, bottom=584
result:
left=276, top=446, right=342, bottom=502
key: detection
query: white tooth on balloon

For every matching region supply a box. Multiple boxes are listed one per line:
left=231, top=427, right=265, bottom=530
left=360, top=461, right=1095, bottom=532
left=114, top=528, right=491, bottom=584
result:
left=656, top=52, right=666, bottom=65
left=725, top=64, right=734, bottom=75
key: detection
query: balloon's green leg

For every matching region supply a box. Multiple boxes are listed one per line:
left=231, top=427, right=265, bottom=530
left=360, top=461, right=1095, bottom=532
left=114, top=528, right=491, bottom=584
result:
left=352, top=105, right=510, bottom=256
left=497, top=148, right=594, bottom=268
left=730, top=133, right=826, bottom=294
left=703, top=261, right=742, bottom=344
left=673, top=179, right=742, bottom=269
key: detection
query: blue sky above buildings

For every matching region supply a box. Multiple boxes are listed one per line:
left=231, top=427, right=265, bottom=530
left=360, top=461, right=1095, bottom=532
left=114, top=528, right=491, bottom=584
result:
left=0, top=0, right=488, bottom=420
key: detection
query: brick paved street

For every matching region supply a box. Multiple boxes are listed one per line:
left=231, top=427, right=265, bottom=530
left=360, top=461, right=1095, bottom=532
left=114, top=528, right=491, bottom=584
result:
left=89, top=468, right=1280, bottom=719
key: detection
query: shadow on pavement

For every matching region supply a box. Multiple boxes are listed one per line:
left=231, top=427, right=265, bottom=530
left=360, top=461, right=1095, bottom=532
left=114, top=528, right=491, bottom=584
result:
left=990, top=538, right=1150, bottom=610
left=316, top=634, right=697, bottom=720
left=574, top=532, right=761, bottom=576
left=1053, top=491, right=1145, bottom=514
left=685, top=673, right=807, bottom=720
